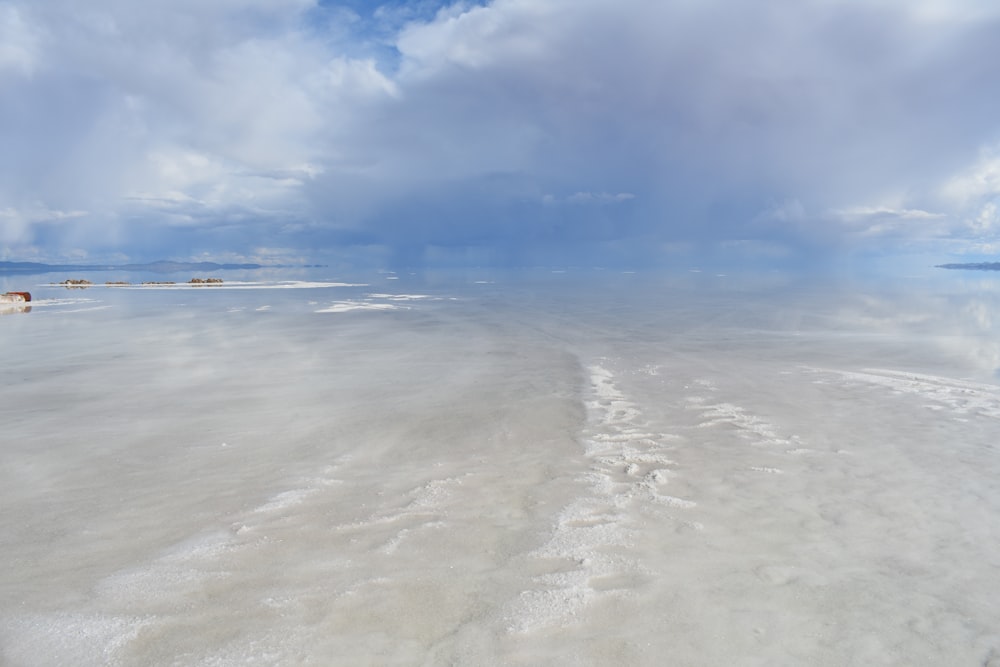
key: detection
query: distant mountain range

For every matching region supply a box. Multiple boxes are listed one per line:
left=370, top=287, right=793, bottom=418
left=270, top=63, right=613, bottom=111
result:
left=937, top=262, right=1000, bottom=271
left=0, top=260, right=267, bottom=274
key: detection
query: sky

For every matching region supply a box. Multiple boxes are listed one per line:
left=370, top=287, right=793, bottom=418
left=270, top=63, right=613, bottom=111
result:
left=2, top=0, right=1000, bottom=269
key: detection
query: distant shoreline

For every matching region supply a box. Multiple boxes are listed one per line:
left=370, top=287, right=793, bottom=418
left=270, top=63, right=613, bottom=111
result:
left=0, top=260, right=325, bottom=275
left=53, top=278, right=226, bottom=287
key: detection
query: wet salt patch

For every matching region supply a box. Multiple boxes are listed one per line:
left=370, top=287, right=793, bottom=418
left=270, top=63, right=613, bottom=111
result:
left=750, top=466, right=784, bottom=474
left=590, top=431, right=670, bottom=444
left=650, top=494, right=697, bottom=508
left=15, top=296, right=98, bottom=307
left=315, top=301, right=403, bottom=313
left=509, top=491, right=629, bottom=619
left=332, top=476, right=466, bottom=531
left=865, top=368, right=1000, bottom=393
left=122, top=280, right=365, bottom=290
left=190, top=632, right=298, bottom=667
left=578, top=470, right=620, bottom=497
left=156, top=531, right=238, bottom=563
left=253, top=487, right=320, bottom=514
left=334, top=576, right=393, bottom=601
left=96, top=557, right=232, bottom=604
left=406, top=476, right=463, bottom=509
left=379, top=520, right=447, bottom=555
left=1, top=612, right=153, bottom=667
left=508, top=584, right=597, bottom=633
left=584, top=433, right=680, bottom=457
left=690, top=400, right=798, bottom=446
left=644, top=469, right=672, bottom=484
left=366, top=293, right=448, bottom=301
left=507, top=512, right=644, bottom=634
left=753, top=564, right=828, bottom=587
left=296, top=475, right=344, bottom=488
left=95, top=531, right=240, bottom=602
left=602, top=406, right=642, bottom=425
left=0, top=303, right=30, bottom=315
left=594, top=451, right=676, bottom=468
left=93, top=470, right=351, bottom=617
left=806, top=367, right=1000, bottom=419
left=591, top=385, right=626, bottom=403
left=57, top=305, right=113, bottom=313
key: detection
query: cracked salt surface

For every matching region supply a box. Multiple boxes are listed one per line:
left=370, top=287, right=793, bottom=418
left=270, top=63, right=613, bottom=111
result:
left=3, top=272, right=1000, bottom=665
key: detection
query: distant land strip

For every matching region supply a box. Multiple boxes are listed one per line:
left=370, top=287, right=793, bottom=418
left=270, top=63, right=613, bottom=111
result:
left=936, top=262, right=1000, bottom=271
left=0, top=260, right=323, bottom=274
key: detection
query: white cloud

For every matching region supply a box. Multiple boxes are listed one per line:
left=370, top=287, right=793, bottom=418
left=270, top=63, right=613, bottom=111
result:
left=823, top=206, right=950, bottom=244
left=326, top=57, right=399, bottom=98
left=757, top=199, right=807, bottom=223
left=971, top=201, right=999, bottom=234
left=938, top=144, right=1000, bottom=239
left=565, top=192, right=635, bottom=205
left=0, top=204, right=88, bottom=244
left=0, top=4, right=40, bottom=76
left=942, top=146, right=1000, bottom=203
left=830, top=206, right=946, bottom=221
left=397, top=0, right=557, bottom=75
left=4, top=0, right=1000, bottom=263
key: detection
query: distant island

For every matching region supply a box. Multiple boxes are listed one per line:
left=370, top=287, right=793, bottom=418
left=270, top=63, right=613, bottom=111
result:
left=54, top=278, right=226, bottom=287
left=0, top=260, right=272, bottom=274
left=936, top=262, right=1000, bottom=271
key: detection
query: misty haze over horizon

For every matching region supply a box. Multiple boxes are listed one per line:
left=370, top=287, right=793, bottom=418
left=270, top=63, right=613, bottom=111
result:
left=3, top=0, right=1000, bottom=270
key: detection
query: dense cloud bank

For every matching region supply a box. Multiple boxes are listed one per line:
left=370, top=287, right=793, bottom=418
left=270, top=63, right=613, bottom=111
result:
left=2, top=0, right=1000, bottom=267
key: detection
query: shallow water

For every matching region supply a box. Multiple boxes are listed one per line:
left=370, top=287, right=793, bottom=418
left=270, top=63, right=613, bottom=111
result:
left=2, top=269, right=1000, bottom=665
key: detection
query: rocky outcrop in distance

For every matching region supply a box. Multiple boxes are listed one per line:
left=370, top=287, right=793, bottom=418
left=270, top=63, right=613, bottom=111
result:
left=53, top=278, right=226, bottom=286
left=937, top=262, right=1000, bottom=271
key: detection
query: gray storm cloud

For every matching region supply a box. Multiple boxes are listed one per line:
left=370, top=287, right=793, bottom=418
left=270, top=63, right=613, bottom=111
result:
left=1, top=0, right=999, bottom=265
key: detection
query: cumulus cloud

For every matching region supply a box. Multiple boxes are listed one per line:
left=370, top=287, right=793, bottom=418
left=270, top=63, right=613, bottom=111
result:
left=543, top=192, right=635, bottom=206
left=934, top=143, right=1000, bottom=250
left=0, top=204, right=86, bottom=245
left=0, top=4, right=39, bottom=76
left=2, top=0, right=1000, bottom=265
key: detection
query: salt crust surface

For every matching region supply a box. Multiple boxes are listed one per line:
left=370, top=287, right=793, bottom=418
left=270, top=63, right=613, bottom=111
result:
left=3, top=278, right=1000, bottom=665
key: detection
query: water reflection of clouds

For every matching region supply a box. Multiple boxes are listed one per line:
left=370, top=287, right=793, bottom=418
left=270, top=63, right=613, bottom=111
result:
left=6, top=268, right=1000, bottom=664
left=5, top=296, right=108, bottom=315
left=827, top=286, right=1000, bottom=380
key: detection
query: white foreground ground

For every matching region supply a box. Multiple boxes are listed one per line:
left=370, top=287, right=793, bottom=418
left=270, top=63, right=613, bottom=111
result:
left=1, top=270, right=999, bottom=666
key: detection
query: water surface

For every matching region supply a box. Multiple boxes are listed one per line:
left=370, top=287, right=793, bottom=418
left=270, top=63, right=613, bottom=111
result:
left=2, top=268, right=999, bottom=665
